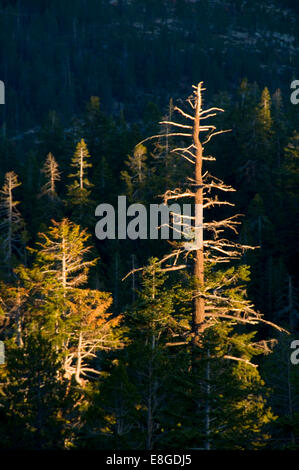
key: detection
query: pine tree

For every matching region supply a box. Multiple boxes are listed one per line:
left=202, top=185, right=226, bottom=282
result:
left=67, top=139, right=94, bottom=221
left=263, top=331, right=299, bottom=449
left=33, top=218, right=96, bottom=291
left=120, top=259, right=184, bottom=450
left=278, top=131, right=299, bottom=272
left=69, top=139, right=92, bottom=192
left=40, top=152, right=61, bottom=200
left=253, top=86, right=274, bottom=192
left=256, top=87, right=273, bottom=148
left=134, top=82, right=286, bottom=449
left=37, top=111, right=67, bottom=168
left=85, top=259, right=186, bottom=450
left=0, top=172, right=24, bottom=276
left=261, top=272, right=299, bottom=449
left=63, top=288, right=121, bottom=385
left=0, top=332, right=71, bottom=449
left=163, top=320, right=276, bottom=450
left=272, top=88, right=287, bottom=168
left=141, top=82, right=283, bottom=341
left=15, top=218, right=121, bottom=385
left=121, top=143, right=149, bottom=202
left=0, top=281, right=27, bottom=347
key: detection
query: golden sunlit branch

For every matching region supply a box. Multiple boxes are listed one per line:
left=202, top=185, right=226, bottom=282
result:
left=202, top=128, right=231, bottom=145
left=138, top=132, right=192, bottom=146
left=200, top=107, right=224, bottom=115
left=159, top=120, right=193, bottom=130
left=173, top=106, right=195, bottom=120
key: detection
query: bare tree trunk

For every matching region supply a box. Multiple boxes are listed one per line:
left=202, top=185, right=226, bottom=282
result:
left=146, top=272, right=157, bottom=450
left=8, top=177, right=13, bottom=274
left=146, top=359, right=153, bottom=451
left=75, top=330, right=83, bottom=385
left=258, top=215, right=262, bottom=248
left=50, top=159, right=55, bottom=196
left=16, top=286, right=23, bottom=347
left=288, top=275, right=294, bottom=330
left=205, top=348, right=211, bottom=450
left=80, top=147, right=83, bottom=190
left=131, top=254, right=136, bottom=303
left=114, top=251, right=119, bottom=313
left=193, top=83, right=205, bottom=342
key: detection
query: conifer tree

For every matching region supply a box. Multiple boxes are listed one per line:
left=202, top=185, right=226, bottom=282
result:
left=256, top=87, right=273, bottom=148
left=0, top=171, right=24, bottom=275
left=272, top=88, right=287, bottom=168
left=276, top=131, right=299, bottom=273
left=152, top=98, right=177, bottom=190
left=163, top=320, right=276, bottom=450
left=1, top=332, right=73, bottom=449
left=282, top=131, right=299, bottom=207
left=120, top=259, right=184, bottom=450
left=0, top=281, right=27, bottom=347
left=86, top=258, right=186, bottom=450
left=63, top=288, right=121, bottom=385
left=33, top=218, right=96, bottom=291
left=37, top=111, right=67, bottom=167
left=40, top=152, right=61, bottom=200
left=261, top=271, right=299, bottom=449
left=263, top=331, right=299, bottom=449
left=134, top=82, right=286, bottom=449
left=15, top=219, right=121, bottom=384
left=67, top=139, right=93, bottom=221
left=121, top=143, right=149, bottom=202
left=140, top=82, right=283, bottom=342
left=69, top=139, right=92, bottom=192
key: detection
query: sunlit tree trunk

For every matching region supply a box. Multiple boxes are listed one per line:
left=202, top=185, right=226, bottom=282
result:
left=0, top=171, right=23, bottom=276
left=193, top=83, right=205, bottom=341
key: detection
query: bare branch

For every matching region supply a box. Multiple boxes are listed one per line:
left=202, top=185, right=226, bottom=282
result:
left=173, top=106, right=194, bottom=121
left=159, top=120, right=193, bottom=130
left=203, top=129, right=231, bottom=145
left=223, top=355, right=258, bottom=368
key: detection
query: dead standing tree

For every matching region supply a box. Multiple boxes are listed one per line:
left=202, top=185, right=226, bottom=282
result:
left=138, top=82, right=286, bottom=346
left=0, top=171, right=23, bottom=275
left=40, top=152, right=61, bottom=200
